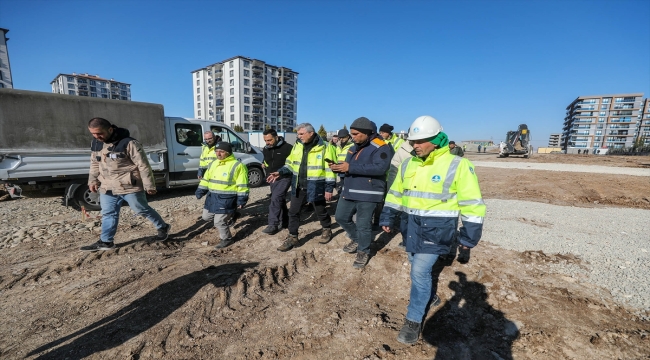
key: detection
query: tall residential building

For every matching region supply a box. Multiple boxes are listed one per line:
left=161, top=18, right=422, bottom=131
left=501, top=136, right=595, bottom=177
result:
left=562, top=93, right=644, bottom=150
left=548, top=133, right=561, bottom=147
left=0, top=28, right=13, bottom=89
left=50, top=73, right=131, bottom=100
left=639, top=98, right=650, bottom=147
left=191, top=56, right=298, bottom=132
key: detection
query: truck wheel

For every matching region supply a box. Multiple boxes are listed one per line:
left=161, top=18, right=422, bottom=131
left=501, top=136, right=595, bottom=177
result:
left=74, top=185, right=102, bottom=211
left=248, top=167, right=265, bottom=188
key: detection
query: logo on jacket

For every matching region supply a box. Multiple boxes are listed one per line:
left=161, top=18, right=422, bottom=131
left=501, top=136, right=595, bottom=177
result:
left=316, top=154, right=322, bottom=159
left=469, top=167, right=474, bottom=174
left=431, top=175, right=441, bottom=183
left=222, top=172, right=228, bottom=177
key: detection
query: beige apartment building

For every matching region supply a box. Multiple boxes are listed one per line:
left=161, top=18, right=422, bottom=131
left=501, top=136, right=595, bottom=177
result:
left=50, top=73, right=131, bottom=100
left=191, top=56, right=298, bottom=132
left=562, top=93, right=646, bottom=151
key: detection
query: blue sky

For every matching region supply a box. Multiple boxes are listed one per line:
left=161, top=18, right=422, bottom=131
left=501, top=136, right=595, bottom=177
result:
left=2, top=0, right=649, bottom=146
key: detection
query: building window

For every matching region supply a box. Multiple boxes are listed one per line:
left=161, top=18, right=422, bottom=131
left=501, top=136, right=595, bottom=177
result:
left=244, top=123, right=250, bottom=130
left=271, top=93, right=276, bottom=100
left=121, top=96, right=128, bottom=100
left=198, top=103, right=201, bottom=108
left=244, top=106, right=250, bottom=112
left=196, top=72, right=200, bottom=78
left=230, top=70, right=234, bottom=77
left=230, top=79, right=234, bottom=86
left=244, top=79, right=250, bottom=86
left=196, top=79, right=200, bottom=86
left=101, top=94, right=108, bottom=98
left=271, top=110, right=276, bottom=116
left=197, top=87, right=200, bottom=93
left=244, top=114, right=250, bottom=121
left=244, top=97, right=250, bottom=104
left=89, top=80, right=96, bottom=85
left=121, top=91, right=127, bottom=96
left=197, top=95, right=201, bottom=101
left=230, top=88, right=234, bottom=95
left=244, top=88, right=250, bottom=95
left=230, top=96, right=234, bottom=104
left=243, top=60, right=250, bottom=68
left=229, top=61, right=234, bottom=68
left=231, top=114, right=235, bottom=121
left=230, top=106, right=234, bottom=112
left=120, top=84, right=126, bottom=90
left=91, top=93, right=97, bottom=97
left=271, top=85, right=276, bottom=91
left=67, top=76, right=74, bottom=81
left=198, top=110, right=202, bottom=116
left=68, top=90, right=75, bottom=95
left=272, top=77, right=277, bottom=84
left=67, top=83, right=75, bottom=89
left=244, top=70, right=250, bottom=77
left=90, top=87, right=97, bottom=92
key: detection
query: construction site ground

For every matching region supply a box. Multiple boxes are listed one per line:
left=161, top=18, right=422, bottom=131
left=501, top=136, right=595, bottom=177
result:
left=1, top=153, right=649, bottom=359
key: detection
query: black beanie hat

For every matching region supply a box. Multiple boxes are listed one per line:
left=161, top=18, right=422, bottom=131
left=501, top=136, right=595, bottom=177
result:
left=350, top=117, right=374, bottom=135
left=338, top=129, right=350, bottom=138
left=215, top=141, right=232, bottom=154
left=379, top=123, right=394, bottom=133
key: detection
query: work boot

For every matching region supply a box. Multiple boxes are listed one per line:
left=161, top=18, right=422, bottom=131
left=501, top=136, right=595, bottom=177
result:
left=319, top=228, right=332, bottom=244
left=155, top=223, right=172, bottom=241
left=277, top=234, right=299, bottom=252
left=397, top=319, right=421, bottom=345
left=342, top=240, right=358, bottom=253
left=80, top=240, right=115, bottom=252
left=261, top=225, right=280, bottom=235
left=215, top=238, right=234, bottom=249
left=353, top=252, right=370, bottom=269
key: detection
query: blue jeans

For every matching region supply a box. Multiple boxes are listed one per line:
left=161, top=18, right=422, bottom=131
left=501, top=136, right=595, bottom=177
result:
left=334, top=197, right=376, bottom=254
left=406, top=252, right=440, bottom=323
left=99, top=191, right=166, bottom=242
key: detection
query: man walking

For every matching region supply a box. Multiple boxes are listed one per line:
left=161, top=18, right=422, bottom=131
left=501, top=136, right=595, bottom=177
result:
left=267, top=123, right=337, bottom=252
left=332, top=117, right=393, bottom=268
left=379, top=115, right=486, bottom=344
left=198, top=130, right=220, bottom=179
left=448, top=141, right=464, bottom=157
left=196, top=142, right=249, bottom=249
left=81, top=118, right=171, bottom=251
left=261, top=129, right=293, bottom=235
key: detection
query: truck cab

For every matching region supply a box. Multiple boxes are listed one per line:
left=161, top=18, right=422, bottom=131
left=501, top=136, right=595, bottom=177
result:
left=164, top=117, right=265, bottom=188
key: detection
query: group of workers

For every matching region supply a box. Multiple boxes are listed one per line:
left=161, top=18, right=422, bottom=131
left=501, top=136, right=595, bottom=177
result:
left=80, top=114, right=485, bottom=345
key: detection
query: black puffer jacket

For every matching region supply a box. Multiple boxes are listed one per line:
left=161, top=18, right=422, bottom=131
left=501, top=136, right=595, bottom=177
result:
left=262, top=136, right=293, bottom=174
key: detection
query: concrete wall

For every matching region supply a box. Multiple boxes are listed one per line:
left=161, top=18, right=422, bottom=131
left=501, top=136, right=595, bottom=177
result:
left=0, top=89, right=165, bottom=152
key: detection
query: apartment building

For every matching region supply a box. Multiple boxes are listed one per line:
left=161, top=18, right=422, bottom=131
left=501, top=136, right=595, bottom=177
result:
left=50, top=73, right=131, bottom=100
left=191, top=56, right=298, bottom=132
left=0, top=28, right=13, bottom=89
left=562, top=93, right=645, bottom=150
left=548, top=133, right=561, bottom=147
left=639, top=98, right=650, bottom=147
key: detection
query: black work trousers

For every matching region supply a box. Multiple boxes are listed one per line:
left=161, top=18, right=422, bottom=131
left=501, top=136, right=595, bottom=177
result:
left=268, top=177, right=291, bottom=227
left=287, top=187, right=331, bottom=236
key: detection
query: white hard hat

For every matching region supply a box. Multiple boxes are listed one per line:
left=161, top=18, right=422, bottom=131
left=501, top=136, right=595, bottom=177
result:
left=407, top=115, right=443, bottom=141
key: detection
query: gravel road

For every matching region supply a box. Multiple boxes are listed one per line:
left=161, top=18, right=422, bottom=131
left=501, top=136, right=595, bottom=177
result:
left=473, top=160, right=650, bottom=176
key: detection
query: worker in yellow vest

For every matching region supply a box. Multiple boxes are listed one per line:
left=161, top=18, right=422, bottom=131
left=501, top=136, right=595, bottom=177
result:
left=379, top=115, right=486, bottom=345
left=334, top=128, right=353, bottom=194
left=198, top=131, right=221, bottom=179
left=196, top=142, right=249, bottom=249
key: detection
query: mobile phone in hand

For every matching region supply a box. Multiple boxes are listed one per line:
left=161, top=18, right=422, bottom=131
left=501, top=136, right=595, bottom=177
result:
left=325, top=159, right=336, bottom=164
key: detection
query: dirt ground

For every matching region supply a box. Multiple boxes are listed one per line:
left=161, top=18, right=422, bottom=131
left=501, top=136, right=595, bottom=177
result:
left=1, top=154, right=649, bottom=359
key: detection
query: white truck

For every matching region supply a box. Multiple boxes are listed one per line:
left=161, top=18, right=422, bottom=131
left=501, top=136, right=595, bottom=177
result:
left=0, top=89, right=265, bottom=211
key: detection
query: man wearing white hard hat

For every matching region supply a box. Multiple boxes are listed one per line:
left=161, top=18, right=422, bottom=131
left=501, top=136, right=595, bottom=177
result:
left=379, top=115, right=486, bottom=345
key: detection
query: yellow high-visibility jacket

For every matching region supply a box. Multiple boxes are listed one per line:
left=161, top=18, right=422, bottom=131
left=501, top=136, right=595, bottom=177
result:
left=337, top=141, right=354, bottom=163
left=198, top=143, right=217, bottom=177
left=278, top=135, right=337, bottom=202
left=195, top=154, right=249, bottom=214
left=380, top=146, right=485, bottom=254
left=386, top=133, right=405, bottom=153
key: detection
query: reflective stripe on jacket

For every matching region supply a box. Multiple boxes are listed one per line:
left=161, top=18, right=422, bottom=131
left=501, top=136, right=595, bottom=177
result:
left=340, top=135, right=393, bottom=203
left=379, top=146, right=485, bottom=255
left=278, top=136, right=337, bottom=202
left=195, top=154, right=249, bottom=214
left=198, top=143, right=217, bottom=177
left=387, top=133, right=405, bottom=152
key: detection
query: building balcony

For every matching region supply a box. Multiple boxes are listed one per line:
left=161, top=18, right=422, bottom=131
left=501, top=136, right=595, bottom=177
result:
left=214, top=70, right=223, bottom=75
left=214, top=77, right=223, bottom=83
left=252, top=92, right=263, bottom=98
left=252, top=65, right=264, bottom=71
left=252, top=75, right=263, bottom=79
left=252, top=84, right=263, bottom=89
left=215, top=100, right=224, bottom=107
left=252, top=100, right=263, bottom=105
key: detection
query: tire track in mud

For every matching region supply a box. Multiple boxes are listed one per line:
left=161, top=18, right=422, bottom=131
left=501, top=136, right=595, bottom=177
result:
left=126, top=250, right=322, bottom=359
left=0, top=240, right=186, bottom=290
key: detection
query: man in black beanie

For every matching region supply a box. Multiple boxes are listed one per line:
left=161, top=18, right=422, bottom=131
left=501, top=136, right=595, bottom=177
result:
left=331, top=117, right=393, bottom=268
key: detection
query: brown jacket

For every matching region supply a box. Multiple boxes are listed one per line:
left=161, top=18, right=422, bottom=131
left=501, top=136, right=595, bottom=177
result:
left=88, top=126, right=156, bottom=194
